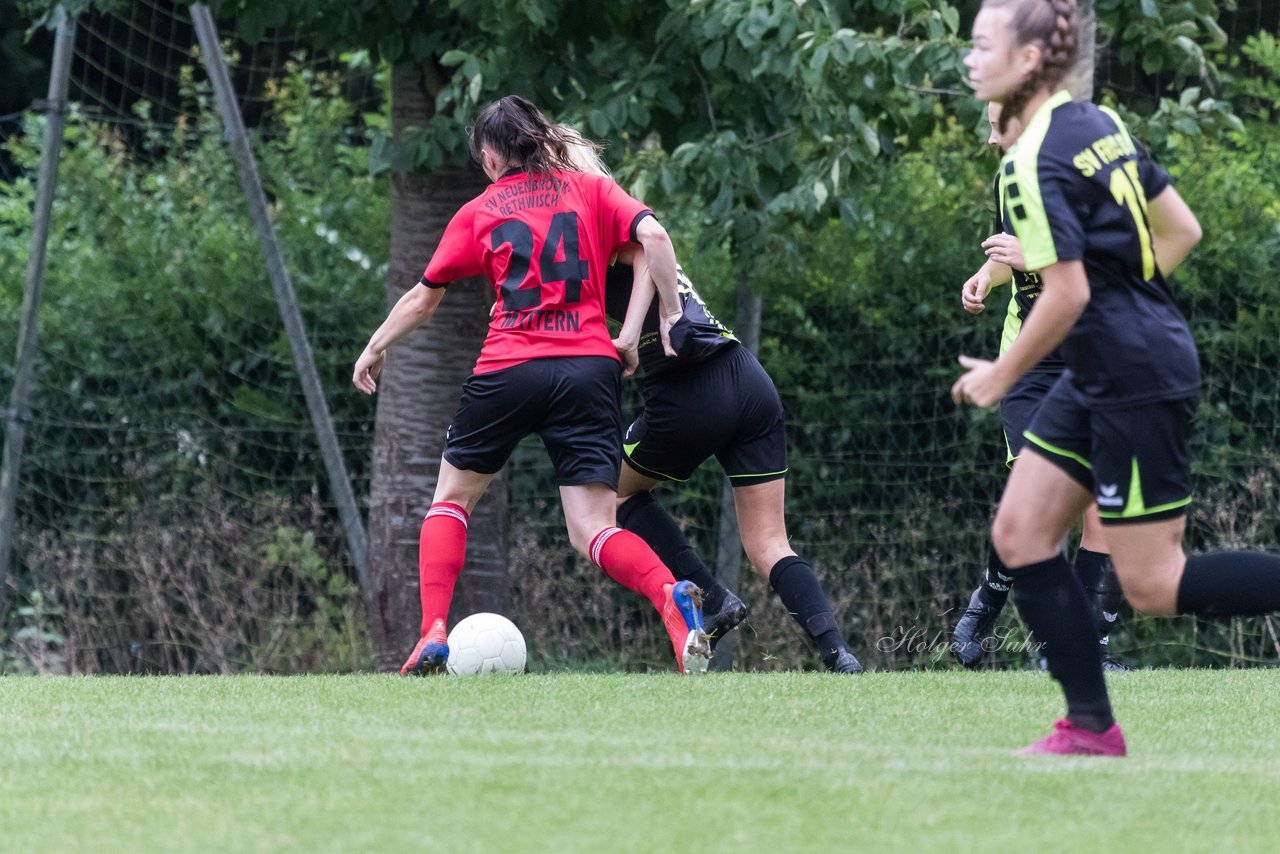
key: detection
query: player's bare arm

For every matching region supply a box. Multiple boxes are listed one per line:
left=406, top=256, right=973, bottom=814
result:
left=961, top=254, right=1014, bottom=314
left=353, top=283, right=446, bottom=394
left=610, top=244, right=651, bottom=377
left=952, top=259, right=1089, bottom=407
left=1146, top=185, right=1202, bottom=276
left=634, top=216, right=681, bottom=357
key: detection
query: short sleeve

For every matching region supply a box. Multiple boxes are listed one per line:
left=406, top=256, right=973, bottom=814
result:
left=421, top=200, right=483, bottom=288
left=587, top=174, right=653, bottom=249
left=1100, top=106, right=1170, bottom=200
left=1003, top=149, right=1084, bottom=271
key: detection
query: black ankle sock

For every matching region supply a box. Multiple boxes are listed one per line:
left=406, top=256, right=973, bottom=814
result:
left=769, top=555, right=847, bottom=658
left=976, top=544, right=1013, bottom=608
left=1176, top=551, right=1280, bottom=617
left=1010, top=553, right=1114, bottom=732
left=618, top=492, right=727, bottom=612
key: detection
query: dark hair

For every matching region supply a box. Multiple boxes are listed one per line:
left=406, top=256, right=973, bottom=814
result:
left=468, top=95, right=597, bottom=176
left=984, top=0, right=1079, bottom=133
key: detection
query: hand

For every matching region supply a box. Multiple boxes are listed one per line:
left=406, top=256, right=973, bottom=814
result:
left=659, top=309, right=681, bottom=358
left=353, top=347, right=386, bottom=395
left=982, top=232, right=1025, bottom=271
left=612, top=336, right=639, bottom=378
left=951, top=355, right=1010, bottom=408
left=961, top=271, right=992, bottom=314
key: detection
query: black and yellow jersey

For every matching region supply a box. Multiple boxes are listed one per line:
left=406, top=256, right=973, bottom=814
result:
left=604, top=263, right=737, bottom=380
left=993, top=171, right=1063, bottom=369
left=1000, top=89, right=1199, bottom=408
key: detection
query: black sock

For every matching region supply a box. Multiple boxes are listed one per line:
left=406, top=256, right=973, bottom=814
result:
left=1176, top=551, right=1280, bottom=617
left=617, top=492, right=727, bottom=613
left=1010, top=554, right=1114, bottom=732
left=975, top=544, right=1013, bottom=608
left=769, top=555, right=846, bottom=663
left=1075, top=549, right=1122, bottom=647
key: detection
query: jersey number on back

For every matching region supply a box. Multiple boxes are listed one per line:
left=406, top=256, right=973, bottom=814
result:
left=1109, top=161, right=1156, bottom=281
left=492, top=212, right=588, bottom=312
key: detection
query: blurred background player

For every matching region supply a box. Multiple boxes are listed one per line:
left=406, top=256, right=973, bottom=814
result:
left=955, top=0, right=1280, bottom=755
left=353, top=96, right=710, bottom=676
left=559, top=136, right=863, bottom=674
left=951, top=100, right=1129, bottom=672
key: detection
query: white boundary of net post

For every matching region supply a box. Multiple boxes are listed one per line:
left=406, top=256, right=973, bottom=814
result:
left=0, top=11, right=76, bottom=611
left=189, top=4, right=370, bottom=595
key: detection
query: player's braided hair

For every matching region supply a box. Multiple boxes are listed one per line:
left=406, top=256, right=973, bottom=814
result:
left=468, top=95, right=602, bottom=177
left=984, top=0, right=1079, bottom=133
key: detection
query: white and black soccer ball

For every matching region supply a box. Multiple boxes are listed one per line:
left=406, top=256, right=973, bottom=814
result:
left=446, top=612, right=527, bottom=675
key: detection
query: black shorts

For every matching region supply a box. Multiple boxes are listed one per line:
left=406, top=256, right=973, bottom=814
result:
left=1022, top=377, right=1196, bottom=526
left=444, top=356, right=623, bottom=488
left=624, top=345, right=787, bottom=486
left=1000, top=366, right=1061, bottom=464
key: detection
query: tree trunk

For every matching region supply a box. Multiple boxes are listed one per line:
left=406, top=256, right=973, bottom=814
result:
left=1066, top=0, right=1096, bottom=102
left=366, top=66, right=509, bottom=671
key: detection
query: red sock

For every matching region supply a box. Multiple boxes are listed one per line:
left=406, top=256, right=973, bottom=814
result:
left=418, top=502, right=469, bottom=634
left=589, top=527, right=674, bottom=613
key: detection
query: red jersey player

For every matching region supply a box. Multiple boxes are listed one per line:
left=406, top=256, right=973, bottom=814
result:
left=352, top=95, right=711, bottom=676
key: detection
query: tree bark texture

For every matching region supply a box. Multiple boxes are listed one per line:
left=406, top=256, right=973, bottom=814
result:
left=366, top=66, right=510, bottom=671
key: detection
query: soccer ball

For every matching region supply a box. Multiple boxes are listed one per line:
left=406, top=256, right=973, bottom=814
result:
left=446, top=613, right=527, bottom=676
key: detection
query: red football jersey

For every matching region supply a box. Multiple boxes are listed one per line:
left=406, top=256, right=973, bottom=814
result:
left=422, top=170, right=652, bottom=375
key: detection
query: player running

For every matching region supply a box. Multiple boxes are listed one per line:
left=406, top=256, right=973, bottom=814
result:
left=954, top=0, right=1280, bottom=755
left=951, top=101, right=1130, bottom=672
left=561, top=140, right=863, bottom=673
left=353, top=96, right=711, bottom=677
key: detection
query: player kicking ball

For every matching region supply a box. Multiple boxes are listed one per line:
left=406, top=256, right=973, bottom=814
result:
left=353, top=96, right=710, bottom=676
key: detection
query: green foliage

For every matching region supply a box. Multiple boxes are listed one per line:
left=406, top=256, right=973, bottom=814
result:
left=0, top=50, right=385, bottom=673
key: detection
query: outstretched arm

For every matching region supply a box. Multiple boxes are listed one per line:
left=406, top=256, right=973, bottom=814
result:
left=352, top=283, right=446, bottom=394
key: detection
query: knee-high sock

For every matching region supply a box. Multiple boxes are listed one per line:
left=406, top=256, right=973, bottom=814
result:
left=1177, top=551, right=1280, bottom=617
left=589, top=527, right=673, bottom=613
left=975, top=542, right=1013, bottom=609
left=617, top=492, right=726, bottom=613
left=1010, top=554, right=1114, bottom=731
left=418, top=502, right=469, bottom=634
left=1075, top=548, right=1121, bottom=645
left=769, top=555, right=847, bottom=660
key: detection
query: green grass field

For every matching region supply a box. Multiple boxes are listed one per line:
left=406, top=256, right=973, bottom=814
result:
left=2, top=670, right=1277, bottom=852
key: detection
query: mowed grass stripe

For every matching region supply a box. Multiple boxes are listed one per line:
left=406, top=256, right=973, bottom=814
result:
left=1, top=671, right=1276, bottom=852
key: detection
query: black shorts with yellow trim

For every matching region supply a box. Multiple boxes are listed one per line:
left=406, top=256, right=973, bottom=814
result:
left=1000, top=364, right=1062, bottom=465
left=624, top=344, right=788, bottom=487
left=1022, top=378, right=1196, bottom=525
left=444, top=356, right=623, bottom=488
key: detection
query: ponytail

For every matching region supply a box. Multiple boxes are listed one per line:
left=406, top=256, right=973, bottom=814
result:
left=468, top=95, right=603, bottom=177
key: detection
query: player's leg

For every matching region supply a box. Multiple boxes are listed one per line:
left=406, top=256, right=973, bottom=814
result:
left=995, top=450, right=1124, bottom=755
left=616, top=461, right=748, bottom=645
left=561, top=482, right=710, bottom=674
left=615, top=356, right=749, bottom=647
left=1074, top=505, right=1129, bottom=670
left=732, top=478, right=862, bottom=673
left=1093, top=398, right=1280, bottom=620
left=402, top=460, right=496, bottom=675
left=403, top=362, right=544, bottom=675
left=541, top=356, right=710, bottom=674
left=953, top=368, right=1056, bottom=666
